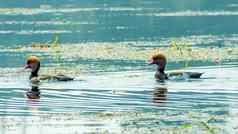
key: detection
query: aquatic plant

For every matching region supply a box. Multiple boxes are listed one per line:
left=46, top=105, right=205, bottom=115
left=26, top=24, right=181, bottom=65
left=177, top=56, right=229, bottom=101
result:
left=10, top=40, right=238, bottom=64
left=168, top=40, right=193, bottom=68
left=0, top=111, right=233, bottom=134
left=51, top=35, right=61, bottom=50
left=50, top=35, right=64, bottom=74
left=2, top=39, right=237, bottom=75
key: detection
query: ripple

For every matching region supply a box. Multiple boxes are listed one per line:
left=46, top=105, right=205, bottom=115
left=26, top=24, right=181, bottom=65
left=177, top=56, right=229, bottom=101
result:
left=0, top=66, right=237, bottom=133
left=136, top=10, right=238, bottom=17
left=0, top=21, right=96, bottom=25
left=0, top=7, right=145, bottom=15
left=0, top=30, right=72, bottom=35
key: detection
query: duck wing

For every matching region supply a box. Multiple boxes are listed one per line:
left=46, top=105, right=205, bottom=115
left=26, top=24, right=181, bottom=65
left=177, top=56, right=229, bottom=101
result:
left=167, top=70, right=203, bottom=79
left=53, top=74, right=74, bottom=81
left=38, top=74, right=74, bottom=81
left=167, top=70, right=184, bottom=77
left=39, top=75, right=53, bottom=80
left=184, top=72, right=203, bottom=78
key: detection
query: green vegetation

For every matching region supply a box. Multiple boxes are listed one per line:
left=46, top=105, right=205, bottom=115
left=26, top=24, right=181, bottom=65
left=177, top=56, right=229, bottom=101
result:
left=12, top=39, right=237, bottom=64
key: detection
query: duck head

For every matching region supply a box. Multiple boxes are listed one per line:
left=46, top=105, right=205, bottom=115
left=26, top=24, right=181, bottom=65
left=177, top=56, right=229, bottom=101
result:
left=149, top=53, right=167, bottom=73
left=25, top=56, right=40, bottom=79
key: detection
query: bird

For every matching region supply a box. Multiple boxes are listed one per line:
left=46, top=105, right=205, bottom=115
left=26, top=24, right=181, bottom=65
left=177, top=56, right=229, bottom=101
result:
left=149, top=53, right=203, bottom=81
left=24, top=56, right=74, bottom=82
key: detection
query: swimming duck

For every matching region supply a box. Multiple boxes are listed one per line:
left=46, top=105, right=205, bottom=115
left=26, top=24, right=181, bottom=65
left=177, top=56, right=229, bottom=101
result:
left=149, top=53, right=203, bottom=81
left=24, top=56, right=74, bottom=82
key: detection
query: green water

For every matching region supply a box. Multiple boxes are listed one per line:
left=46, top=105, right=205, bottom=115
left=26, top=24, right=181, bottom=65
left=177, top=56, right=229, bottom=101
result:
left=0, top=0, right=238, bottom=133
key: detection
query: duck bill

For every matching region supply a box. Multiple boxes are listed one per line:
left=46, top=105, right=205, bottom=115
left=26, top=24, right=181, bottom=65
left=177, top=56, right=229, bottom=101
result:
left=148, top=59, right=156, bottom=65
left=24, top=64, right=31, bottom=69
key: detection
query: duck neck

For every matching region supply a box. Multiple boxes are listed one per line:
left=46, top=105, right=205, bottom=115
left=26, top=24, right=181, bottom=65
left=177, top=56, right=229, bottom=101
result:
left=31, top=86, right=40, bottom=92
left=30, top=62, right=40, bottom=79
left=155, top=67, right=167, bottom=81
left=157, top=67, right=165, bottom=74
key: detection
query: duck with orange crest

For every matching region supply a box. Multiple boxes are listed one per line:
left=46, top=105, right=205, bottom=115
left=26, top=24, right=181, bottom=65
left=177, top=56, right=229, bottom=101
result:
left=24, top=56, right=74, bottom=99
left=149, top=53, right=203, bottom=81
left=24, top=56, right=74, bottom=82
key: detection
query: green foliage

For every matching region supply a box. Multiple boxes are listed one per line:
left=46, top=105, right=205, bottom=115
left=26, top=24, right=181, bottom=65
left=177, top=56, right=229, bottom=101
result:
left=169, top=40, right=193, bottom=68
left=51, top=35, right=60, bottom=50
left=180, top=123, right=193, bottom=129
left=180, top=113, right=218, bottom=134
left=200, top=121, right=215, bottom=134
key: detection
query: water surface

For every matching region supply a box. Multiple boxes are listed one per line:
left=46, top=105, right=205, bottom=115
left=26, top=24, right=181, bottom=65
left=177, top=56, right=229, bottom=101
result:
left=0, top=0, right=238, bottom=133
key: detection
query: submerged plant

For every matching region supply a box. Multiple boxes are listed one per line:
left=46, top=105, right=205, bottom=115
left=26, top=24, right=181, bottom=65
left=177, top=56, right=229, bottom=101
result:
left=200, top=120, right=216, bottom=134
left=8, top=40, right=238, bottom=70
left=168, top=40, right=193, bottom=68
left=51, top=35, right=60, bottom=49
left=179, top=113, right=221, bottom=134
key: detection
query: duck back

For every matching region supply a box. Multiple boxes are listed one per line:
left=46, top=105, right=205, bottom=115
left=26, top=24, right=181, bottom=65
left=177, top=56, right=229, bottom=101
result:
left=167, top=71, right=203, bottom=79
left=53, top=74, right=74, bottom=81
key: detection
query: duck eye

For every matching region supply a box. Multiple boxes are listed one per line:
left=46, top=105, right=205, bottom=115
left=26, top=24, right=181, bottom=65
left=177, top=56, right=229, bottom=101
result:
left=153, top=57, right=158, bottom=60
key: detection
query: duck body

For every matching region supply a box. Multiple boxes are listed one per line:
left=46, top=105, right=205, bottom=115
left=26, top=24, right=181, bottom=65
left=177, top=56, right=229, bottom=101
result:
left=29, top=74, right=74, bottom=84
left=24, top=56, right=74, bottom=99
left=38, top=74, right=74, bottom=81
left=166, top=70, right=203, bottom=79
left=25, top=56, right=74, bottom=82
left=149, top=53, right=203, bottom=81
left=154, top=68, right=203, bottom=81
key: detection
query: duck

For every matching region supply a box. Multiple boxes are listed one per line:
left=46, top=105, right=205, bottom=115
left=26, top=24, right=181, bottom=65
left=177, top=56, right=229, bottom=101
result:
left=149, top=53, right=203, bottom=81
left=24, top=56, right=74, bottom=82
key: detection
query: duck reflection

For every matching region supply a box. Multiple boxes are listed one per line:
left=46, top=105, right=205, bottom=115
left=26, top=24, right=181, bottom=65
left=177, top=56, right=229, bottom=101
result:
left=26, top=84, right=40, bottom=99
left=153, top=87, right=168, bottom=104
left=25, top=82, right=41, bottom=116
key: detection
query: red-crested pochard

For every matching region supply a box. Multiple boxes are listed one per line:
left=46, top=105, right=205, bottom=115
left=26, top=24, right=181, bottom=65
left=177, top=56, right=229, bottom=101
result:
left=149, top=53, right=203, bottom=81
left=24, top=56, right=74, bottom=82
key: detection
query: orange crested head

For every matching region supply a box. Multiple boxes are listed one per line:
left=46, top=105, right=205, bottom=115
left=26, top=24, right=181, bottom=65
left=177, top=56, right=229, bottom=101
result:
left=149, top=53, right=166, bottom=65
left=25, top=56, right=40, bottom=69
left=151, top=53, right=166, bottom=61
left=26, top=56, right=40, bottom=64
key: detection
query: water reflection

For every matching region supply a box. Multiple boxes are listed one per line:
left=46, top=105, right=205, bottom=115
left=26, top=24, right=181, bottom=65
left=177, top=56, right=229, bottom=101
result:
left=26, top=96, right=40, bottom=115
left=26, top=83, right=41, bottom=115
left=26, top=82, right=40, bottom=99
left=152, top=87, right=168, bottom=104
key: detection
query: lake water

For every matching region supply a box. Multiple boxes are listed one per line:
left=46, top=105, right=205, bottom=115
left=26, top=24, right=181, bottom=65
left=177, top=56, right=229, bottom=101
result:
left=0, top=0, right=238, bottom=133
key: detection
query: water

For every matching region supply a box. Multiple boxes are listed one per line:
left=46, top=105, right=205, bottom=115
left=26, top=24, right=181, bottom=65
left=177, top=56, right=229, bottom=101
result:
left=0, top=0, right=238, bottom=133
